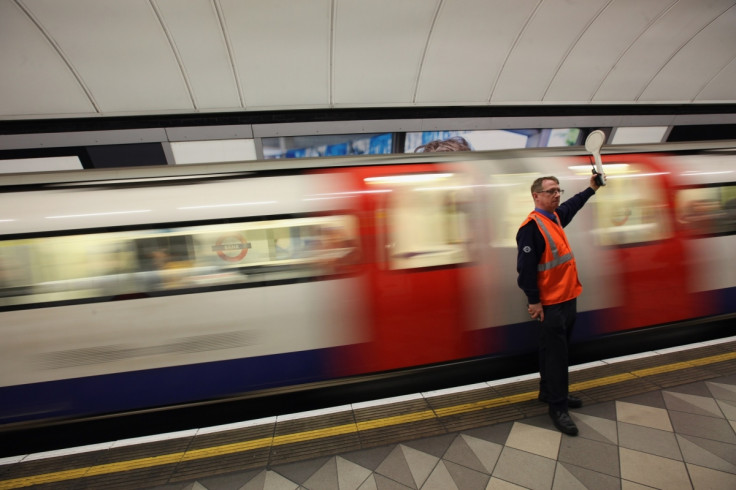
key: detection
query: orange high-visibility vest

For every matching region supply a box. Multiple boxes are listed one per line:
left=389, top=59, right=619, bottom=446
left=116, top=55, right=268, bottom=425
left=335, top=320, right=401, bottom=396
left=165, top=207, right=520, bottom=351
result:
left=521, top=210, right=582, bottom=305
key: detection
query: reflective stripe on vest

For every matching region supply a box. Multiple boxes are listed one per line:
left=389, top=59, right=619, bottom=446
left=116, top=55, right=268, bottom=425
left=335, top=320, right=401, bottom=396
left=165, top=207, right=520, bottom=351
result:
left=532, top=215, right=574, bottom=271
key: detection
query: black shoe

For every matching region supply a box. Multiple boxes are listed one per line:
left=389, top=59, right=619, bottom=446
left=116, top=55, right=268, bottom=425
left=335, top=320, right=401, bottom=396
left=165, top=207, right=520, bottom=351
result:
left=538, top=393, right=583, bottom=409
left=549, top=409, right=579, bottom=436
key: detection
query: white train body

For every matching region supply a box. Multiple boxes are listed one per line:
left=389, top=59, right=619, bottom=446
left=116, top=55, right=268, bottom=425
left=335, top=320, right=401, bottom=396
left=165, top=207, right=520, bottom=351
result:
left=1, top=144, right=734, bottom=425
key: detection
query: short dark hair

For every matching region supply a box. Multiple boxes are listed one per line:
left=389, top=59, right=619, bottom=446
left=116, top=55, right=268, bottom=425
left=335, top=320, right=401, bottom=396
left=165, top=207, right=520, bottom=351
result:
left=531, top=176, right=559, bottom=194
left=414, top=136, right=472, bottom=153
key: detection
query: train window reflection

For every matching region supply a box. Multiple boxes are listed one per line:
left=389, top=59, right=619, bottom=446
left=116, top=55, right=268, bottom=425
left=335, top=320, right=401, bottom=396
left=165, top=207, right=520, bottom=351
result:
left=590, top=163, right=672, bottom=246
left=370, top=173, right=471, bottom=269
left=676, top=185, right=736, bottom=236
left=0, top=214, right=359, bottom=308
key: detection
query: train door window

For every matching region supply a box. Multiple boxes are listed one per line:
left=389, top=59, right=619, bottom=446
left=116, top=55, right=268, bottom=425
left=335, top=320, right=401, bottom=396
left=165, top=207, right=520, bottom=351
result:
left=675, top=184, right=736, bottom=236
left=584, top=163, right=672, bottom=246
left=486, top=172, right=541, bottom=248
left=366, top=173, right=472, bottom=270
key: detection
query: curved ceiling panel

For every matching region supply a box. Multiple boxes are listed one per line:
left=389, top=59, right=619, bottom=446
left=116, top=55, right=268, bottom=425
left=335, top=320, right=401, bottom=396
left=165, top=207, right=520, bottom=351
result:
left=593, top=0, right=736, bottom=102
left=333, top=0, right=437, bottom=106
left=155, top=0, right=241, bottom=110
left=543, top=0, right=674, bottom=103
left=0, top=0, right=95, bottom=116
left=1, top=0, right=734, bottom=120
left=222, top=0, right=332, bottom=109
left=415, top=0, right=538, bottom=105
left=640, top=3, right=736, bottom=102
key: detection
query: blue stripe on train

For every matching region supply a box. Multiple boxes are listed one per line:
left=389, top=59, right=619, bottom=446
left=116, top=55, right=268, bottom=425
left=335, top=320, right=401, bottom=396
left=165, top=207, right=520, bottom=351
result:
left=471, top=308, right=604, bottom=357
left=0, top=348, right=333, bottom=425
left=482, top=286, right=736, bottom=357
left=474, top=287, right=736, bottom=361
left=3, top=287, right=733, bottom=426
left=718, top=286, right=736, bottom=315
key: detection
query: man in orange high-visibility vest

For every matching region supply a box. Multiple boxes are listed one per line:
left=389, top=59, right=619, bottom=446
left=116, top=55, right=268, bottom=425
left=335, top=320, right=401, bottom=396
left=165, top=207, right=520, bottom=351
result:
left=516, top=174, right=603, bottom=436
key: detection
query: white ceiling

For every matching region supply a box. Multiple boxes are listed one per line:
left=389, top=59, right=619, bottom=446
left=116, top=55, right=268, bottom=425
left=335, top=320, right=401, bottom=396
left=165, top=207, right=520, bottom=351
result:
left=1, top=0, right=735, bottom=121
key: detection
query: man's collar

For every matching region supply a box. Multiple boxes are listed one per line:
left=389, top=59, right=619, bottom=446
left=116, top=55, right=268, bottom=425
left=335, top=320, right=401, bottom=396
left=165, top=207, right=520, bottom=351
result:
left=534, top=207, right=558, bottom=222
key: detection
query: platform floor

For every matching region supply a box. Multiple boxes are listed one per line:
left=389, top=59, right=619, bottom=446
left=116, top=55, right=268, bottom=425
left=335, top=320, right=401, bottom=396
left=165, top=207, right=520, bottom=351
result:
left=1, top=337, right=735, bottom=490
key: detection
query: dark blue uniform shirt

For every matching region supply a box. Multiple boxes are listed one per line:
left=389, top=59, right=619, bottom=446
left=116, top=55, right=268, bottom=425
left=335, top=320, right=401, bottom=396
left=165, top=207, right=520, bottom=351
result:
left=516, top=187, right=596, bottom=304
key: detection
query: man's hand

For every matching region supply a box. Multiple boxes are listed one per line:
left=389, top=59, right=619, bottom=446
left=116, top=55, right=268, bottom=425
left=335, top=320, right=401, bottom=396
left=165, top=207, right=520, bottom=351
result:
left=528, top=303, right=544, bottom=322
left=590, top=173, right=605, bottom=191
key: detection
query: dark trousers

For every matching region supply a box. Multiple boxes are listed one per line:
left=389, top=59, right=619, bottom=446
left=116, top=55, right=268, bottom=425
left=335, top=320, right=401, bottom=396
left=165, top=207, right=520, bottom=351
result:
left=538, top=298, right=577, bottom=412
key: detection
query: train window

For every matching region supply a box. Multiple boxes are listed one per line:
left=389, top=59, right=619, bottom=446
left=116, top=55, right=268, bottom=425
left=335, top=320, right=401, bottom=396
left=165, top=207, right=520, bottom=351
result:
left=486, top=173, right=540, bottom=248
left=367, top=173, right=472, bottom=270
left=675, top=185, right=736, bottom=236
left=587, top=163, right=672, bottom=246
left=0, top=215, right=359, bottom=308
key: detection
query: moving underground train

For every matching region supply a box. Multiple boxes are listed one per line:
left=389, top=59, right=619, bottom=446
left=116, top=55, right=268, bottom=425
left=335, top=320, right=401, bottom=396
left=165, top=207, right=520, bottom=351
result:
left=1, top=141, right=735, bottom=430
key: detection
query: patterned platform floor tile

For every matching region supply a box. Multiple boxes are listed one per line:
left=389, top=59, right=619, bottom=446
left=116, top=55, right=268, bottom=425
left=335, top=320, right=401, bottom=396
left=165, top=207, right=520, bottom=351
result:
left=143, top=373, right=736, bottom=489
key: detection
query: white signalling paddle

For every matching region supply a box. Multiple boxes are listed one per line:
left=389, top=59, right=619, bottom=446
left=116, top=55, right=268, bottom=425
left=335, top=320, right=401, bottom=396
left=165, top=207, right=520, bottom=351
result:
left=585, top=130, right=607, bottom=187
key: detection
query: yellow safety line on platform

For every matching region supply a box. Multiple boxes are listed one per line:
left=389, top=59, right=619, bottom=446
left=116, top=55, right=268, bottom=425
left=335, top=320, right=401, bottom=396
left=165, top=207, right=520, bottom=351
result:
left=1, top=350, right=734, bottom=489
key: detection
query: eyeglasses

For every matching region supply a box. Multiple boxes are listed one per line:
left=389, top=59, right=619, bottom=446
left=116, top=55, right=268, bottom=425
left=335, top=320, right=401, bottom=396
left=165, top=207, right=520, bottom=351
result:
left=538, top=188, right=564, bottom=195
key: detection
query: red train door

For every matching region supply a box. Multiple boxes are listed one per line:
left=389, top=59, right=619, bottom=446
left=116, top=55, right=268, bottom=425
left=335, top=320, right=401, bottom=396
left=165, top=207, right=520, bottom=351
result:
left=351, top=164, right=473, bottom=372
left=593, top=154, right=702, bottom=332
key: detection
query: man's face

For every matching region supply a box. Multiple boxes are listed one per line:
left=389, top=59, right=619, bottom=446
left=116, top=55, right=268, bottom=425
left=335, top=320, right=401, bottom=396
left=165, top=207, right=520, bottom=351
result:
left=533, top=179, right=562, bottom=213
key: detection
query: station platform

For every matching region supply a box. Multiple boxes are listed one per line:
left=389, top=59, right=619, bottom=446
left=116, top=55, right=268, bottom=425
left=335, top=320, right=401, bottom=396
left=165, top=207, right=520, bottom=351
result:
left=1, top=336, right=735, bottom=490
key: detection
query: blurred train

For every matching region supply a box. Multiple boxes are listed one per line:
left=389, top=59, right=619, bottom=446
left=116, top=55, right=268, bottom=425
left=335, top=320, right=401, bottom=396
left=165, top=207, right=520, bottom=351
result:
left=1, top=141, right=735, bottom=428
